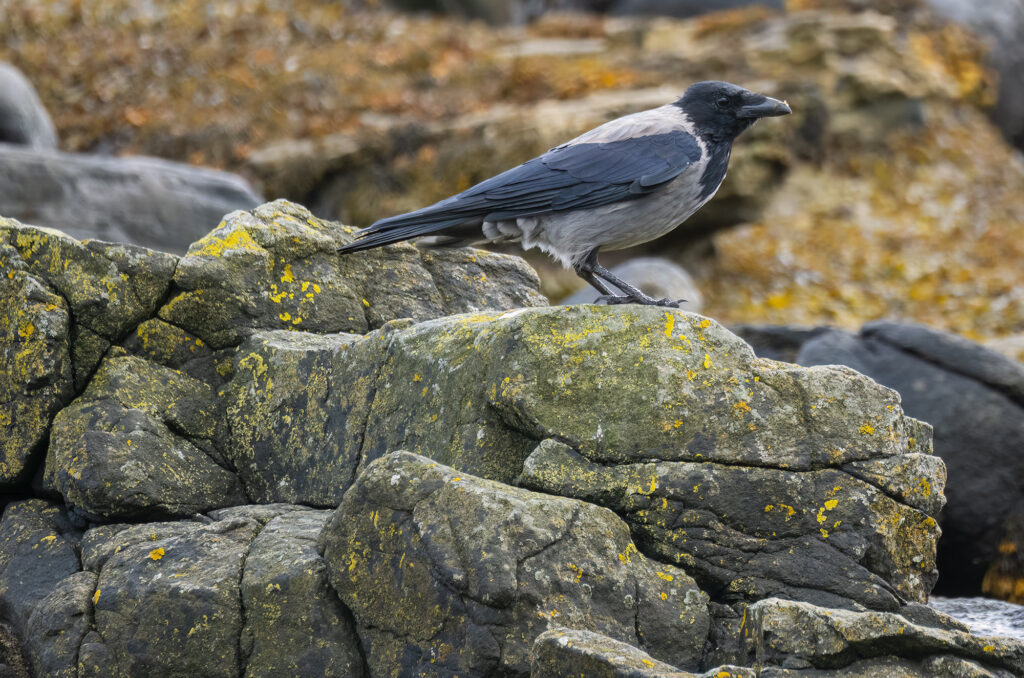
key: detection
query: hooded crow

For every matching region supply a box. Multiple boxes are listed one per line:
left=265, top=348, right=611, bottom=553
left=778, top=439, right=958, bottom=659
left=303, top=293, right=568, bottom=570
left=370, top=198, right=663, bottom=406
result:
left=338, top=81, right=791, bottom=307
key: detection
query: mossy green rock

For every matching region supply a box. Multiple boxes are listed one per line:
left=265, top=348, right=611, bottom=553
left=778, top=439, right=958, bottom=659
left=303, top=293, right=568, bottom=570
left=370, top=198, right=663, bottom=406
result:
left=320, top=451, right=709, bottom=677
left=0, top=216, right=177, bottom=343
left=159, top=199, right=545, bottom=349
left=45, top=355, right=246, bottom=519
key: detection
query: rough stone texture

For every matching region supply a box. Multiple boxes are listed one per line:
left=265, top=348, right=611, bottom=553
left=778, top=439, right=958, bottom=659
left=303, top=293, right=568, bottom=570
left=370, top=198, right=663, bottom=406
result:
left=797, top=323, right=1024, bottom=595
left=520, top=439, right=936, bottom=610
left=160, top=199, right=545, bottom=349
left=0, top=500, right=82, bottom=674
left=0, top=64, right=57, bottom=149
left=530, top=628, right=755, bottom=678
left=87, top=517, right=259, bottom=678
left=320, top=451, right=709, bottom=676
left=227, top=304, right=943, bottom=613
left=0, top=264, right=73, bottom=487
left=44, top=355, right=246, bottom=520
left=240, top=509, right=363, bottom=678
left=742, top=597, right=1023, bottom=676
left=0, top=216, right=178, bottom=344
left=0, top=144, right=262, bottom=253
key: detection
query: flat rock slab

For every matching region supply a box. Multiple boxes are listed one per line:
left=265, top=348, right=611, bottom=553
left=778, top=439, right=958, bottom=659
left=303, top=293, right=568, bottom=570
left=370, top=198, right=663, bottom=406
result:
left=319, top=451, right=710, bottom=676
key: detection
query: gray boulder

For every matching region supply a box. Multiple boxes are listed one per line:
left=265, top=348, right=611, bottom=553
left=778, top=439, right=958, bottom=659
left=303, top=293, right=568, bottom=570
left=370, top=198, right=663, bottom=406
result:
left=797, top=322, right=1024, bottom=595
left=0, top=143, right=262, bottom=253
left=0, top=64, right=57, bottom=150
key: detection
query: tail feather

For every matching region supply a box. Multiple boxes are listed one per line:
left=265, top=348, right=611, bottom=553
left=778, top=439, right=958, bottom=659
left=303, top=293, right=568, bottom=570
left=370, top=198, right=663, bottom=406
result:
left=337, top=210, right=471, bottom=254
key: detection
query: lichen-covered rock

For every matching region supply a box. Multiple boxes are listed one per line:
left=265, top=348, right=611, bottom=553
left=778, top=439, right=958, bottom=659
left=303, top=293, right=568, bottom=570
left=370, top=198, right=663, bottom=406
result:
left=159, top=199, right=545, bottom=349
left=530, top=628, right=754, bottom=678
left=240, top=509, right=364, bottom=677
left=0, top=217, right=178, bottom=343
left=320, top=451, right=709, bottom=676
left=0, top=500, right=83, bottom=672
left=228, top=305, right=942, bottom=611
left=520, top=439, right=937, bottom=610
left=798, top=323, right=1024, bottom=594
left=44, top=355, right=246, bottom=519
left=86, top=516, right=260, bottom=678
left=225, top=328, right=378, bottom=506
left=741, top=597, right=1024, bottom=676
left=0, top=267, right=73, bottom=486
left=24, top=570, right=96, bottom=678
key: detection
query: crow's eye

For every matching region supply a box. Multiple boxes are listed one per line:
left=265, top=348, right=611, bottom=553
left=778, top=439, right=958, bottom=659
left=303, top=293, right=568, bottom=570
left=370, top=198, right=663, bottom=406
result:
left=715, top=97, right=730, bottom=109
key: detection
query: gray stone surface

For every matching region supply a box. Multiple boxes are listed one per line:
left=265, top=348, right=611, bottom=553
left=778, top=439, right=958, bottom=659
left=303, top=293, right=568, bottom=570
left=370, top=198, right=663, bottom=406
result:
left=320, top=451, right=709, bottom=676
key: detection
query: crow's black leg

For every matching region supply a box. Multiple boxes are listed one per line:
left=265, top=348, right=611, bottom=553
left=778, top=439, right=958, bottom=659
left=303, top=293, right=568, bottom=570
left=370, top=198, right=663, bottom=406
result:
left=573, top=249, right=618, bottom=297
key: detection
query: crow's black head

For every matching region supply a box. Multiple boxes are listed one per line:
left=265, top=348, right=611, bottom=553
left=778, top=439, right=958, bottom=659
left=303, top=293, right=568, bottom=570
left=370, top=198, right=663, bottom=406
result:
left=675, top=81, right=791, bottom=143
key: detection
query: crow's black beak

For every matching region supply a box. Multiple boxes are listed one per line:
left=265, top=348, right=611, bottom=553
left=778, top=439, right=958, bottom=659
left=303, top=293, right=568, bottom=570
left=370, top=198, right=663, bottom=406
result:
left=738, top=96, right=792, bottom=119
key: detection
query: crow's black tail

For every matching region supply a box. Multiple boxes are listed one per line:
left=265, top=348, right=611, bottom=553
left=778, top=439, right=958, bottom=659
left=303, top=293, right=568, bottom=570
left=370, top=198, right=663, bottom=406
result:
left=336, top=210, right=472, bottom=254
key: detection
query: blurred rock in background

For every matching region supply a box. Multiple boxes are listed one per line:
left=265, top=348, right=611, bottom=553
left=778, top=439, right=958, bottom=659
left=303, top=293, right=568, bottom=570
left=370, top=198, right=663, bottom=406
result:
left=0, top=62, right=57, bottom=150
left=0, top=60, right=262, bottom=252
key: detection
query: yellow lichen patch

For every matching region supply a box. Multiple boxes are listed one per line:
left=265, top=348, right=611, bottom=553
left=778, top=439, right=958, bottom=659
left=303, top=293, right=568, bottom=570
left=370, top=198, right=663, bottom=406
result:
left=191, top=226, right=264, bottom=258
left=280, top=263, right=294, bottom=283
left=279, top=311, right=291, bottom=322
left=663, top=312, right=675, bottom=338
left=149, top=547, right=165, bottom=560
left=655, top=571, right=674, bottom=582
left=824, top=499, right=838, bottom=510
left=703, top=354, right=713, bottom=369
left=566, top=563, right=584, bottom=583
left=733, top=401, right=751, bottom=415
left=93, top=589, right=100, bottom=604
left=362, top=298, right=370, bottom=307
left=659, top=592, right=667, bottom=601
left=859, top=424, right=875, bottom=435
left=699, top=319, right=711, bottom=329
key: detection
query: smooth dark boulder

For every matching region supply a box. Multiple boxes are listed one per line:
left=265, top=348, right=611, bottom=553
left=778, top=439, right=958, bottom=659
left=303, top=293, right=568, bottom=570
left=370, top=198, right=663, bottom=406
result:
left=0, top=143, right=262, bottom=253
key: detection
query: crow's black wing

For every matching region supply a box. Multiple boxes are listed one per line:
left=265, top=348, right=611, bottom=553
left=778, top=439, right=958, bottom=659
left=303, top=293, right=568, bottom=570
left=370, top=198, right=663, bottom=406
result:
left=338, top=130, right=702, bottom=253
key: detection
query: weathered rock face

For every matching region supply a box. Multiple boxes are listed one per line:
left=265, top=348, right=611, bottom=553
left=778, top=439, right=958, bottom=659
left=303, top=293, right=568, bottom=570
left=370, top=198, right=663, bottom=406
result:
left=6, top=199, right=544, bottom=516
left=321, top=451, right=709, bottom=675
left=1, top=204, right=1020, bottom=677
